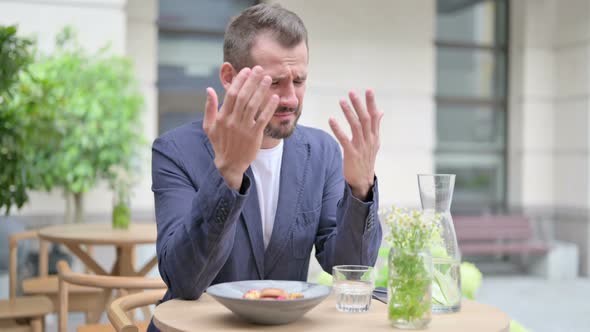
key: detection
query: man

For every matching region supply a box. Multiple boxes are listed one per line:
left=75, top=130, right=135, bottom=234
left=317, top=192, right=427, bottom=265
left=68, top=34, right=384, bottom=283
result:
left=150, top=2, right=383, bottom=319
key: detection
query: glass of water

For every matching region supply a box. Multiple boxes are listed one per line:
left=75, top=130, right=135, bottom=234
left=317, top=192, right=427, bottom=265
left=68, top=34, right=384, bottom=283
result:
left=332, top=265, right=375, bottom=312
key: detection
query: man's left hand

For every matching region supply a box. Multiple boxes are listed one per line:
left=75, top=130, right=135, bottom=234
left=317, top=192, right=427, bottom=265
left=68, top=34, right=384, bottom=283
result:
left=329, top=89, right=383, bottom=201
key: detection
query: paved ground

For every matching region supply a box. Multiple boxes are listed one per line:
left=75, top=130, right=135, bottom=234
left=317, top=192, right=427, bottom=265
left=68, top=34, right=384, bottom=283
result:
left=478, top=275, right=590, bottom=332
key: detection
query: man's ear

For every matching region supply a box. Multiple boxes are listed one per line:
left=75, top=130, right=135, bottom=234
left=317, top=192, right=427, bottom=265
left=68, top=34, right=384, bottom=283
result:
left=219, top=62, right=236, bottom=90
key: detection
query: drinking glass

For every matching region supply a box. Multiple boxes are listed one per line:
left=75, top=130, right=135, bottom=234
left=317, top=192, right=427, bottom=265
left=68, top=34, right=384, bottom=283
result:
left=332, top=265, right=375, bottom=312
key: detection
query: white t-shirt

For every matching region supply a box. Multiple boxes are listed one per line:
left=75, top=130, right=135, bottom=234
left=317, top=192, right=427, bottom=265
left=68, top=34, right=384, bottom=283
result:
left=250, top=140, right=284, bottom=250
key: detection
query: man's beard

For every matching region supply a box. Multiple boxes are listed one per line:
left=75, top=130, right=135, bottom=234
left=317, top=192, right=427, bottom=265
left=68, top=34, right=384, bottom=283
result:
left=264, top=106, right=301, bottom=139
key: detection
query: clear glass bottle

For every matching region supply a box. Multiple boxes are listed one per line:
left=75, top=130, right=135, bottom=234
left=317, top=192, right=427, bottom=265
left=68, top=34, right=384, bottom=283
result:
left=112, top=190, right=131, bottom=230
left=418, top=174, right=461, bottom=313
left=388, top=247, right=432, bottom=329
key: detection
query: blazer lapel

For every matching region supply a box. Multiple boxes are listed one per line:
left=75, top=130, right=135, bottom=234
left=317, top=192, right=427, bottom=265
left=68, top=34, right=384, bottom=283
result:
left=263, top=129, right=310, bottom=276
left=241, top=168, right=265, bottom=279
left=204, top=135, right=265, bottom=279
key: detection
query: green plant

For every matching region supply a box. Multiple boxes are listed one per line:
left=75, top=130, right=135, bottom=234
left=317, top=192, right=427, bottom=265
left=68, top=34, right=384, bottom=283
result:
left=384, top=208, right=440, bottom=324
left=0, top=25, right=35, bottom=214
left=6, top=27, right=144, bottom=222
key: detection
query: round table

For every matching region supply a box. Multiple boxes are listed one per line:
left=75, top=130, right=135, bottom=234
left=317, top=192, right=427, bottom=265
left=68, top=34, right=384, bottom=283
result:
left=39, top=223, right=158, bottom=323
left=38, top=223, right=157, bottom=277
left=153, top=294, right=510, bottom=332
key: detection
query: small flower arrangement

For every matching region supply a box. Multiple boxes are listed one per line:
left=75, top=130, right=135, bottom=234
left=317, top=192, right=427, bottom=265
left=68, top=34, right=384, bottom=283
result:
left=384, top=207, right=442, bottom=251
left=382, top=207, right=442, bottom=329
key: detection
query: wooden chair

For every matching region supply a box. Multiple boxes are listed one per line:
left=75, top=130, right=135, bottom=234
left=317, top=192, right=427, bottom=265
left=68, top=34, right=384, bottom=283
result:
left=0, top=294, right=53, bottom=332
left=57, top=261, right=167, bottom=332
left=9, top=230, right=105, bottom=322
left=1, top=231, right=56, bottom=332
left=107, top=290, right=166, bottom=332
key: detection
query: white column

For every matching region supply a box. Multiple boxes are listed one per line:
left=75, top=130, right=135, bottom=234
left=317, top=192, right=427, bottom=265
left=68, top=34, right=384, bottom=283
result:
left=508, top=0, right=555, bottom=209
left=553, top=0, right=590, bottom=275
left=271, top=0, right=436, bottom=207
left=125, top=0, right=158, bottom=214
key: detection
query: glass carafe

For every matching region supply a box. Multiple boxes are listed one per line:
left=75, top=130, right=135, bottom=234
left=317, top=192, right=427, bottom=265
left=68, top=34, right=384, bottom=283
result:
left=418, top=174, right=461, bottom=313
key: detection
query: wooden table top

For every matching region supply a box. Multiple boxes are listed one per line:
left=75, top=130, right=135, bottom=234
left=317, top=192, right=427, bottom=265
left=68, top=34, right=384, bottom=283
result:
left=38, top=223, right=157, bottom=246
left=153, top=294, right=510, bottom=332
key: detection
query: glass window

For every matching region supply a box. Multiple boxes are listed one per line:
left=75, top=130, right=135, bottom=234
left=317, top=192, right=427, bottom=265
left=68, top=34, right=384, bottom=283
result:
left=435, top=0, right=508, bottom=214
left=436, top=48, right=506, bottom=99
left=157, top=0, right=258, bottom=134
left=437, top=105, right=505, bottom=149
left=437, top=155, right=505, bottom=214
left=436, top=0, right=506, bottom=46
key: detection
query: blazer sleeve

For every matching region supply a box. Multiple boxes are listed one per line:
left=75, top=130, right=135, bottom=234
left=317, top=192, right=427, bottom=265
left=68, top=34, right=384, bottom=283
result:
left=151, top=136, right=250, bottom=300
left=313, top=141, right=382, bottom=271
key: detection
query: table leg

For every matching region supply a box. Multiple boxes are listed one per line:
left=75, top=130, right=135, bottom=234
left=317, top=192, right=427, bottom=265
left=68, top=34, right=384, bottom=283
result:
left=30, top=317, right=42, bottom=332
left=116, top=246, right=136, bottom=276
left=85, top=289, right=113, bottom=324
left=117, top=246, right=143, bottom=320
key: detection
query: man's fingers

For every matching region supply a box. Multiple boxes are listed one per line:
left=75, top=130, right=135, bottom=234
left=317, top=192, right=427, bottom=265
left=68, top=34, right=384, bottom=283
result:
left=222, top=67, right=251, bottom=116
left=244, top=75, right=272, bottom=124
left=328, top=118, right=353, bottom=151
left=375, top=111, right=384, bottom=139
left=203, top=87, right=218, bottom=133
left=234, top=66, right=264, bottom=121
left=349, top=91, right=371, bottom=139
left=365, top=89, right=381, bottom=137
left=255, top=94, right=279, bottom=131
left=339, top=99, right=363, bottom=142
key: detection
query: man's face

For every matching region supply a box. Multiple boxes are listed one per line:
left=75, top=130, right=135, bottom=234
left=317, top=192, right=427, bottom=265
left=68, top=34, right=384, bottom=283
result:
left=249, top=33, right=308, bottom=139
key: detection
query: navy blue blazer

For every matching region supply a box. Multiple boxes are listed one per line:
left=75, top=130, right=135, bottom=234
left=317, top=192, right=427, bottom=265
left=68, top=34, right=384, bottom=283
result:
left=150, top=120, right=382, bottom=306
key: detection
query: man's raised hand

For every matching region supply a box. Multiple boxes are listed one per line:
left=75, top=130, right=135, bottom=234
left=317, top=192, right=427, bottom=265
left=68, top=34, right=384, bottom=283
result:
left=203, top=66, right=279, bottom=190
left=328, top=89, right=383, bottom=201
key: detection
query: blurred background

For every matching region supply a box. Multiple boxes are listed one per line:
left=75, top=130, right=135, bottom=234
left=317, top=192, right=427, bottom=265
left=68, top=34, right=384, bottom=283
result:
left=1, top=0, right=589, bottom=331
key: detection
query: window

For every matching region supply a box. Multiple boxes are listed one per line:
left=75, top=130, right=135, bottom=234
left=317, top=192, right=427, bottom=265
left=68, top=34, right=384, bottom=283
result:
left=435, top=0, right=509, bottom=214
left=158, top=0, right=258, bottom=134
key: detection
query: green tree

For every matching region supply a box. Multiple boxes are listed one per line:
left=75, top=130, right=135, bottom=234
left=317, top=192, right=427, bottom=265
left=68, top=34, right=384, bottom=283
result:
left=1, top=26, right=145, bottom=221
left=0, top=25, right=35, bottom=214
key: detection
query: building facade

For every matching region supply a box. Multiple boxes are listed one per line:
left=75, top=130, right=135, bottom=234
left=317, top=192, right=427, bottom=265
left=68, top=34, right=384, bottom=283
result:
left=2, top=0, right=590, bottom=276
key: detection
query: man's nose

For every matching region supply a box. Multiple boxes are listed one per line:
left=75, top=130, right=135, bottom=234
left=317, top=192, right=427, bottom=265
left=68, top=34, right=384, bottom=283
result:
left=279, top=84, right=298, bottom=108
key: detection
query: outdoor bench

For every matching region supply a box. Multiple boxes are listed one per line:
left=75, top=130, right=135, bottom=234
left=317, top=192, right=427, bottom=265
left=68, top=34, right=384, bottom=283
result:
left=453, top=215, right=550, bottom=257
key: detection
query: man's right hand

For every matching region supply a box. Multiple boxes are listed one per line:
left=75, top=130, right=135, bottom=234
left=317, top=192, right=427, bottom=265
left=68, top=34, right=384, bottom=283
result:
left=203, top=66, right=279, bottom=190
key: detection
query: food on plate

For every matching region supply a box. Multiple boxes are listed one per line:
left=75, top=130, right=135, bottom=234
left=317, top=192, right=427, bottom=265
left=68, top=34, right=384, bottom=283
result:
left=242, top=287, right=305, bottom=300
left=288, top=293, right=304, bottom=299
left=260, top=287, right=288, bottom=299
left=242, top=289, right=261, bottom=299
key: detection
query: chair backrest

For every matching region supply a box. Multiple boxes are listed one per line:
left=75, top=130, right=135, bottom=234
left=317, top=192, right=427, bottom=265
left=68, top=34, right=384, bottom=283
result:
left=9, top=230, right=49, bottom=300
left=57, top=260, right=167, bottom=332
left=108, top=289, right=166, bottom=332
